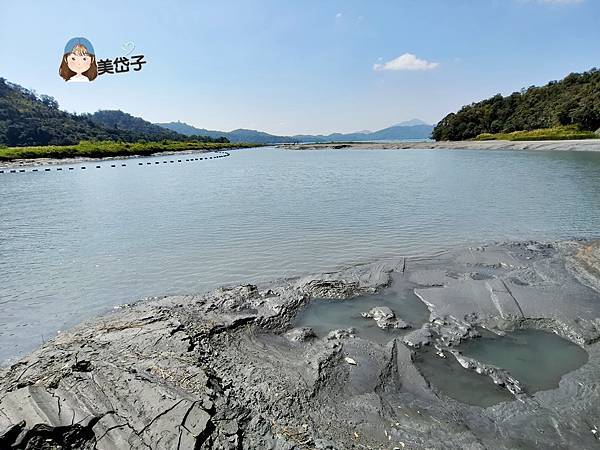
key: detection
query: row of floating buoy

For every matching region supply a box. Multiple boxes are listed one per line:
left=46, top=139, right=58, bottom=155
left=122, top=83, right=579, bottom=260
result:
left=0, top=151, right=230, bottom=174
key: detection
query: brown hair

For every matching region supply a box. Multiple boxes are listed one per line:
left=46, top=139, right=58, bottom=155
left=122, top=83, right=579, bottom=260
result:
left=59, top=44, right=98, bottom=81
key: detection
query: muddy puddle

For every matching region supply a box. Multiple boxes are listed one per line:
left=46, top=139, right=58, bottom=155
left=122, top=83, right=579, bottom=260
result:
left=412, top=328, right=588, bottom=407
left=294, top=285, right=430, bottom=344
left=459, top=328, right=589, bottom=393
left=413, top=348, right=515, bottom=407
left=295, top=287, right=589, bottom=407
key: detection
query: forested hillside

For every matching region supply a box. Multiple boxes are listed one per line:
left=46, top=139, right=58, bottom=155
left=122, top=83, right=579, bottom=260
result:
left=432, top=69, right=600, bottom=141
left=0, top=78, right=226, bottom=146
left=87, top=110, right=227, bottom=143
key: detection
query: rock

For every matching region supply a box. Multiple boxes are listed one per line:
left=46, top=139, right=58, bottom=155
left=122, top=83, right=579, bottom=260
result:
left=285, top=327, right=316, bottom=342
left=344, top=357, right=357, bottom=365
left=434, top=343, right=446, bottom=358
left=570, top=240, right=600, bottom=294
left=402, top=325, right=433, bottom=349
left=429, top=316, right=480, bottom=347
left=361, top=306, right=394, bottom=321
left=361, top=306, right=410, bottom=330
left=72, top=359, right=93, bottom=372
left=0, top=421, right=25, bottom=444
left=449, top=350, right=526, bottom=399
left=326, top=328, right=357, bottom=340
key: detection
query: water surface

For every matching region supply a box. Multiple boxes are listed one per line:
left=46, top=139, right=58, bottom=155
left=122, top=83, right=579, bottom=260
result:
left=460, top=328, right=588, bottom=393
left=295, top=287, right=589, bottom=407
left=415, top=329, right=588, bottom=407
left=294, top=288, right=429, bottom=344
left=1, top=147, right=600, bottom=363
left=413, top=348, right=515, bottom=407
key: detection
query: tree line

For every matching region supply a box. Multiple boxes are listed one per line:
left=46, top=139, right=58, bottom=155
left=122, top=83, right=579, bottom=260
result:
left=0, top=78, right=228, bottom=147
left=432, top=69, right=600, bottom=141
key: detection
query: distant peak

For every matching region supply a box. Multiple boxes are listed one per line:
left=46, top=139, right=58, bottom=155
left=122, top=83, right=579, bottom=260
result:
left=394, top=119, right=429, bottom=127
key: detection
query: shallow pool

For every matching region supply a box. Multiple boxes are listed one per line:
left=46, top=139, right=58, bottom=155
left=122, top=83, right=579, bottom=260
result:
left=414, top=328, right=588, bottom=406
left=294, top=284, right=430, bottom=344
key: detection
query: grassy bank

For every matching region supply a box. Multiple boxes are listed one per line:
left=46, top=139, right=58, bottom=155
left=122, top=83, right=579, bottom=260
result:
left=0, top=140, right=258, bottom=161
left=474, top=126, right=597, bottom=141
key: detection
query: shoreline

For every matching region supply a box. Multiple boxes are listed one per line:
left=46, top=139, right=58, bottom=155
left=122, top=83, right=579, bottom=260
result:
left=3, top=139, right=600, bottom=169
left=279, top=138, right=600, bottom=152
left=0, top=145, right=255, bottom=170
left=1, top=239, right=599, bottom=448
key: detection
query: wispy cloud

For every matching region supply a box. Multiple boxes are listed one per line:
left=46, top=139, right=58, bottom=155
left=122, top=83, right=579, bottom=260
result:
left=373, top=53, right=439, bottom=72
left=335, top=12, right=342, bottom=18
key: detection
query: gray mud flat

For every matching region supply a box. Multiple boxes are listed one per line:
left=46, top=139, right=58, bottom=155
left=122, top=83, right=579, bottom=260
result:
left=1, top=241, right=600, bottom=449
left=279, top=140, right=600, bottom=152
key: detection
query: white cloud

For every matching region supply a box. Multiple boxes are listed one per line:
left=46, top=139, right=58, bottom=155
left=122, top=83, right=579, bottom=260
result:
left=335, top=12, right=342, bottom=18
left=373, top=53, right=439, bottom=72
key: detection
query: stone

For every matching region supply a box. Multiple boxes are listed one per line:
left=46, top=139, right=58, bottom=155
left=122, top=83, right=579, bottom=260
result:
left=402, top=325, right=433, bottom=349
left=285, top=327, right=316, bottom=342
left=449, top=350, right=526, bottom=399
left=326, top=328, right=357, bottom=340
left=361, top=306, right=410, bottom=330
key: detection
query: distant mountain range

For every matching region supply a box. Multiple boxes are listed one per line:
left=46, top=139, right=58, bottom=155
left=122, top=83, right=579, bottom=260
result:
left=394, top=119, right=430, bottom=127
left=156, top=120, right=434, bottom=144
left=0, top=76, right=432, bottom=147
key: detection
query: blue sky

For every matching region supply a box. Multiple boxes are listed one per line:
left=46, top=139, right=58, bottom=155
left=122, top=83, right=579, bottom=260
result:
left=1, top=0, right=599, bottom=135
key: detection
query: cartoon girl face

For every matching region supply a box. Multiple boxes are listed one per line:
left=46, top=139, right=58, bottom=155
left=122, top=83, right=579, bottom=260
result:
left=59, top=37, right=98, bottom=82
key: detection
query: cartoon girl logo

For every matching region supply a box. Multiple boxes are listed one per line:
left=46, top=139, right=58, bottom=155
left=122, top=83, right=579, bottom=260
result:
left=59, top=37, right=98, bottom=82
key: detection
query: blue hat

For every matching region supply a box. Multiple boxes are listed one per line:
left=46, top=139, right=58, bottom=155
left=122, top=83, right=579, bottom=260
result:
left=64, top=37, right=95, bottom=55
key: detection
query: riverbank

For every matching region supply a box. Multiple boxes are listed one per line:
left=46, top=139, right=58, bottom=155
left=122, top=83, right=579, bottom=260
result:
left=1, top=239, right=599, bottom=449
left=0, top=141, right=259, bottom=169
left=279, top=139, right=600, bottom=152
left=474, top=125, right=598, bottom=141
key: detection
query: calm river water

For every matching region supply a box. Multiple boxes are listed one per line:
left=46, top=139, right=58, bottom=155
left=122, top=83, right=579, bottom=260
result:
left=1, top=147, right=600, bottom=363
